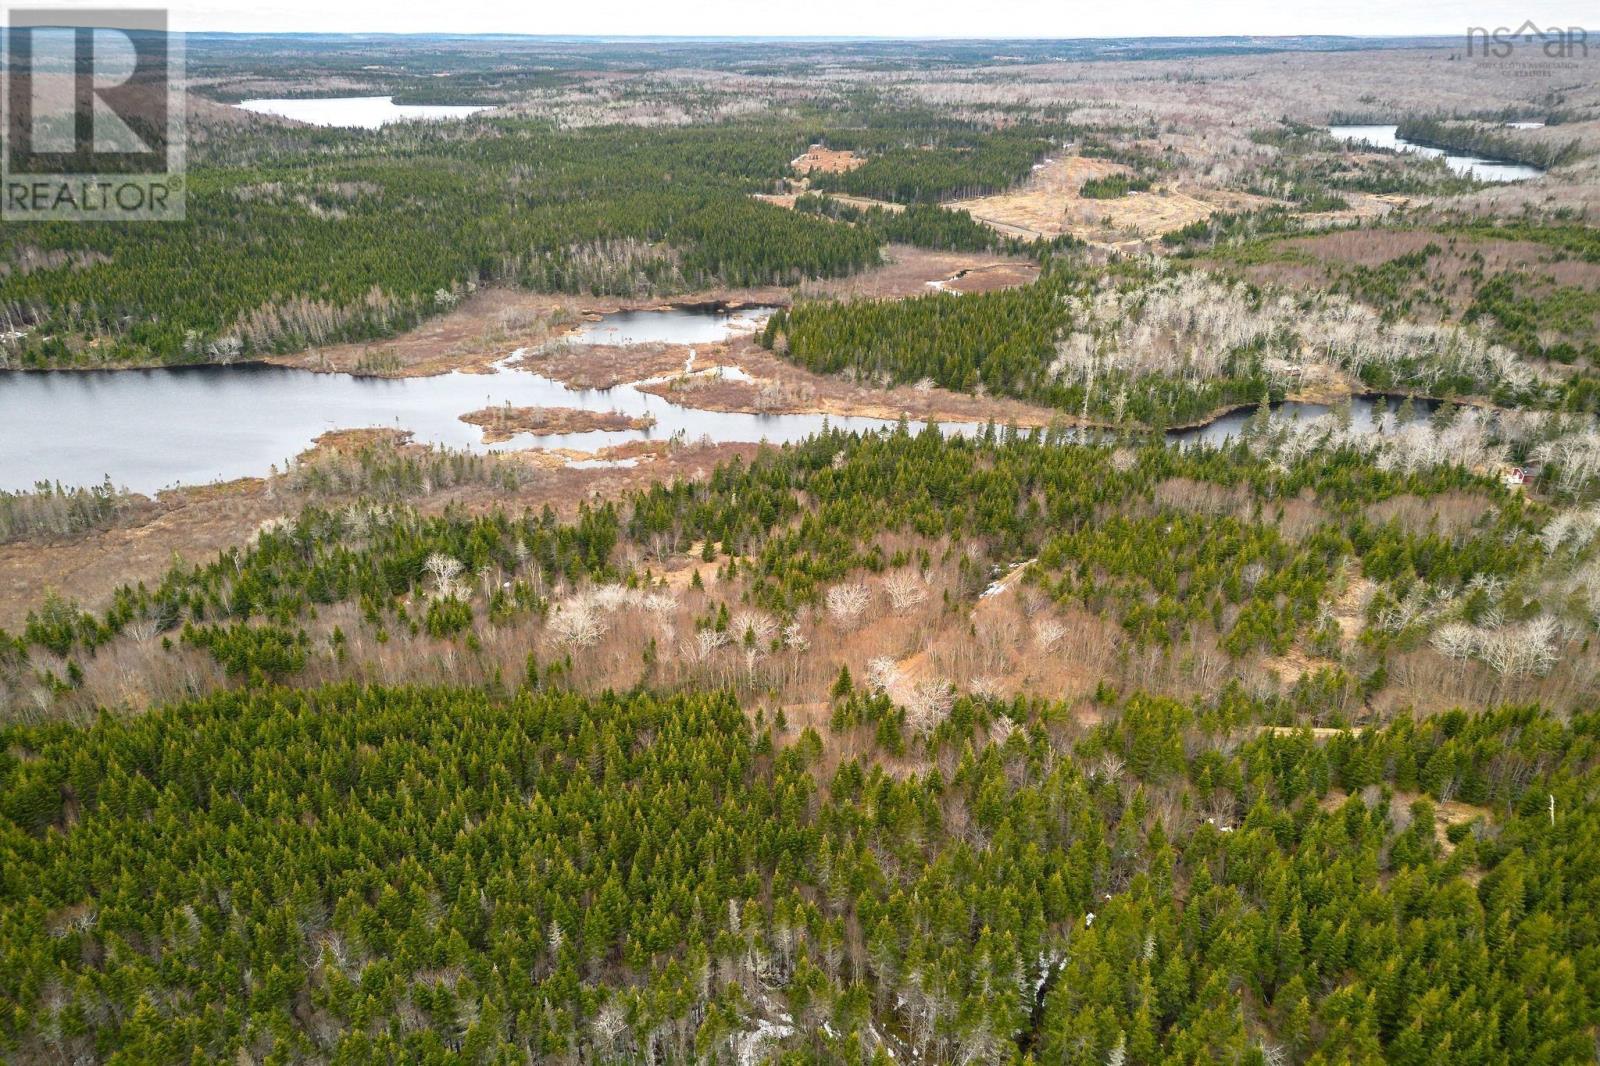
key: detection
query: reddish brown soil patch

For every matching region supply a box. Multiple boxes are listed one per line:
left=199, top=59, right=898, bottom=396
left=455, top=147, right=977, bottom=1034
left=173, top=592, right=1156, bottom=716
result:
left=514, top=341, right=737, bottom=390
left=633, top=338, right=1067, bottom=428
left=798, top=246, right=1038, bottom=301
left=937, top=261, right=1044, bottom=294
left=0, top=435, right=762, bottom=632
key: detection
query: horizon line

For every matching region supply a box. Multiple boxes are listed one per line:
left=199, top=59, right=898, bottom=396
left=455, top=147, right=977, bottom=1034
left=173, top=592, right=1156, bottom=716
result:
left=0, top=28, right=1495, bottom=41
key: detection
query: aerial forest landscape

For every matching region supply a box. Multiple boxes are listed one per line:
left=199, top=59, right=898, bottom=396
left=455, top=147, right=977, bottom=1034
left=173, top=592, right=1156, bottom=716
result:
left=3, top=5, right=1600, bottom=1062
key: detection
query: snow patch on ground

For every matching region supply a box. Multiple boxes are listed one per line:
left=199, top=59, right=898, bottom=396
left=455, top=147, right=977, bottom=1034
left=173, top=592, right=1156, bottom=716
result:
left=731, top=1014, right=795, bottom=1066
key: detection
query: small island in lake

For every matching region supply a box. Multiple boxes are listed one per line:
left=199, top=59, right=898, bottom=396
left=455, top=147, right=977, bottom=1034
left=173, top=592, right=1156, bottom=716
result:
left=459, top=404, right=656, bottom=443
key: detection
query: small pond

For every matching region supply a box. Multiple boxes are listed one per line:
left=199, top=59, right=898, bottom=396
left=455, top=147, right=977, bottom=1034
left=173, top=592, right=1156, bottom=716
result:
left=1170, top=395, right=1436, bottom=449
left=562, top=306, right=774, bottom=346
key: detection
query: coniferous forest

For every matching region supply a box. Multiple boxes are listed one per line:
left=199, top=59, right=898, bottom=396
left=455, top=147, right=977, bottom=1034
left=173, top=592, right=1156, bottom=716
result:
left=5, top=30, right=1600, bottom=1066
left=4, top=681, right=1598, bottom=1064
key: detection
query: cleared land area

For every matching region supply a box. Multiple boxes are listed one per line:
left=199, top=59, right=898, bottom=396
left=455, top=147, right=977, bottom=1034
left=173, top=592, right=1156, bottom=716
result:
left=789, top=145, right=866, bottom=174
left=950, top=154, right=1231, bottom=246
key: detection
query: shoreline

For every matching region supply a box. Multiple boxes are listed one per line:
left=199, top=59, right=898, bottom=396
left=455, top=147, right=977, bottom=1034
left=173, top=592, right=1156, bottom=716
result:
left=1158, top=386, right=1466, bottom=433
left=0, top=246, right=1038, bottom=380
left=0, top=366, right=1496, bottom=502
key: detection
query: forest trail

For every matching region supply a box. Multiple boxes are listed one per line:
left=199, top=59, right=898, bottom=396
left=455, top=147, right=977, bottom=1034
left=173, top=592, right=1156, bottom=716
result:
left=1334, top=570, right=1376, bottom=642
left=1262, top=564, right=1373, bottom=684
left=978, top=558, right=1035, bottom=607
left=1261, top=648, right=1341, bottom=686
left=658, top=542, right=731, bottom=591
left=1256, top=725, right=1365, bottom=739
left=1322, top=787, right=1495, bottom=857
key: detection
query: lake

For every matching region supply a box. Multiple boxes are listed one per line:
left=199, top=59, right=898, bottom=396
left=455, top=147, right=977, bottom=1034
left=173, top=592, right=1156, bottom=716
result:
left=0, top=308, right=899, bottom=494
left=1327, top=124, right=1542, bottom=183
left=236, top=96, right=492, bottom=129
left=0, top=307, right=1433, bottom=494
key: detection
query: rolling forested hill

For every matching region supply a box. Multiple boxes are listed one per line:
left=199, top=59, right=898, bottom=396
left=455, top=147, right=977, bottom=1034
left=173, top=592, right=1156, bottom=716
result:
left=5, top=29, right=1600, bottom=1066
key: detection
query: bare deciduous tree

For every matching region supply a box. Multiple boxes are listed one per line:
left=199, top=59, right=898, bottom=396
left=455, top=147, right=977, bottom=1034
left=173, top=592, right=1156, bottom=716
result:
left=1430, top=623, right=1478, bottom=661
left=969, top=675, right=1004, bottom=700
left=1480, top=616, right=1560, bottom=679
left=730, top=610, right=778, bottom=649
left=550, top=602, right=606, bottom=648
left=685, top=628, right=729, bottom=664
left=865, top=656, right=900, bottom=694
left=826, top=582, right=872, bottom=631
left=903, top=678, right=954, bottom=736
left=883, top=570, right=928, bottom=614
left=1033, top=616, right=1067, bottom=651
left=424, top=553, right=465, bottom=600
left=782, top=622, right=809, bottom=653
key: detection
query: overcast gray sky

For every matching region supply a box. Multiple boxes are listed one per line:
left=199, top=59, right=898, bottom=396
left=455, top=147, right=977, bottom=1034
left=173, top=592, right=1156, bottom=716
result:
left=68, top=0, right=1600, bottom=37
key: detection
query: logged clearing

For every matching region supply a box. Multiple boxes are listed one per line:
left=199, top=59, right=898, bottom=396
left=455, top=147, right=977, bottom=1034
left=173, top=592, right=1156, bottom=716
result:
left=1258, top=725, right=1365, bottom=740
left=1261, top=565, right=1373, bottom=685
left=1261, top=648, right=1343, bottom=686
left=754, top=191, right=904, bottom=213
left=827, top=193, right=905, bottom=213
left=1389, top=791, right=1494, bottom=855
left=797, top=245, right=1037, bottom=300
left=1298, top=191, right=1413, bottom=228
left=790, top=145, right=866, bottom=175
left=949, top=155, right=1222, bottom=245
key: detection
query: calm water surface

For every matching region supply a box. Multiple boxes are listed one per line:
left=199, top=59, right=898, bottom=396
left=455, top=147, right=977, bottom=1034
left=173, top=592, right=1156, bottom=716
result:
left=0, top=308, right=1432, bottom=494
left=563, top=306, right=773, bottom=346
left=0, top=308, right=889, bottom=493
left=1170, top=395, right=1434, bottom=448
left=1327, top=124, right=1542, bottom=183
